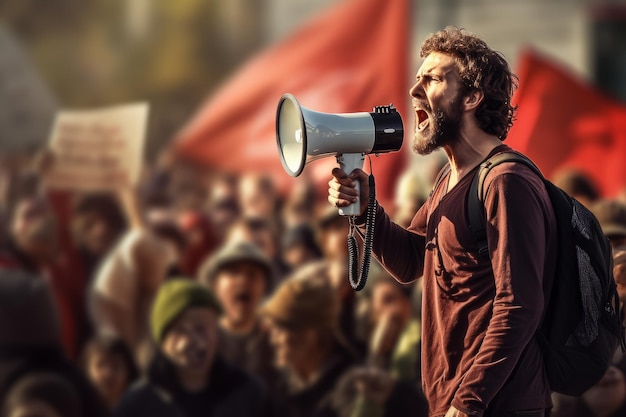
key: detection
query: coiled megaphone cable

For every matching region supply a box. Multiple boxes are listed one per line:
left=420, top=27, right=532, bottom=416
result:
left=347, top=162, right=376, bottom=291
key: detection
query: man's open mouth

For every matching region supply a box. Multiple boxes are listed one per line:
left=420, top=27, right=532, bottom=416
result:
left=416, top=109, right=430, bottom=131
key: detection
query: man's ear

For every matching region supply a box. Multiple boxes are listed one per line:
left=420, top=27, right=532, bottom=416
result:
left=463, top=90, right=484, bottom=111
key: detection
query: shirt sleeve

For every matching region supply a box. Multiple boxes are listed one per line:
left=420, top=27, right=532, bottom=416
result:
left=359, top=203, right=427, bottom=284
left=451, top=168, right=552, bottom=415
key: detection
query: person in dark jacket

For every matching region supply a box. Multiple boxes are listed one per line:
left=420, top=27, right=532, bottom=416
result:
left=112, top=278, right=267, bottom=417
left=0, top=268, right=108, bottom=417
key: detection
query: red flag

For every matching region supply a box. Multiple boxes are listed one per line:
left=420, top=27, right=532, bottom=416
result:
left=506, top=49, right=626, bottom=197
left=172, top=0, right=410, bottom=209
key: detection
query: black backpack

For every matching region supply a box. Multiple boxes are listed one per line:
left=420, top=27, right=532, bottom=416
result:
left=466, top=151, right=626, bottom=396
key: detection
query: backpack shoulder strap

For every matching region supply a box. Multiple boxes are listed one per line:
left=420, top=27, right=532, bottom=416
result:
left=468, top=151, right=543, bottom=259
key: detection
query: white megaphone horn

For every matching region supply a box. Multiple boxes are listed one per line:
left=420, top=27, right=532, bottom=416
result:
left=276, top=93, right=403, bottom=216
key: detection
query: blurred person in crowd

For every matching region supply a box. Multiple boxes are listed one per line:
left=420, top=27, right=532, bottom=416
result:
left=198, top=241, right=278, bottom=388
left=0, top=269, right=107, bottom=416
left=113, top=279, right=267, bottom=417
left=281, top=223, right=324, bottom=273
left=328, top=26, right=555, bottom=416
left=362, top=264, right=420, bottom=383
left=166, top=165, right=207, bottom=213
left=552, top=168, right=600, bottom=209
left=205, top=172, right=241, bottom=245
left=0, top=176, right=87, bottom=358
left=177, top=210, right=220, bottom=276
left=316, top=207, right=363, bottom=355
left=1, top=179, right=58, bottom=270
left=333, top=263, right=429, bottom=417
left=392, top=169, right=427, bottom=228
left=227, top=215, right=287, bottom=284
left=81, top=334, right=139, bottom=412
left=89, top=221, right=184, bottom=369
left=260, top=262, right=358, bottom=417
left=591, top=199, right=626, bottom=248
left=1, top=372, right=82, bottom=417
left=282, top=179, right=318, bottom=229
left=70, top=193, right=127, bottom=281
left=238, top=173, right=280, bottom=220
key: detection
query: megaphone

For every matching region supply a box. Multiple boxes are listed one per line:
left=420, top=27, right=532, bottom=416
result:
left=276, top=93, right=403, bottom=216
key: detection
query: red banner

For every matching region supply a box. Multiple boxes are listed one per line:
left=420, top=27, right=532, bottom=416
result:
left=507, top=49, right=626, bottom=198
left=172, top=0, right=410, bottom=208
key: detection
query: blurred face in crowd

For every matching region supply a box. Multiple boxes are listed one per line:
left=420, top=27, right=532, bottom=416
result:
left=228, top=218, right=278, bottom=260
left=370, top=281, right=412, bottom=327
left=213, top=261, right=267, bottom=332
left=318, top=216, right=350, bottom=261
left=206, top=175, right=240, bottom=236
left=282, top=181, right=316, bottom=228
left=10, top=196, right=58, bottom=263
left=238, top=174, right=277, bottom=218
left=168, top=167, right=206, bottom=212
left=282, top=243, right=319, bottom=271
left=268, top=321, right=321, bottom=376
left=161, top=307, right=218, bottom=379
left=86, top=349, right=130, bottom=408
left=72, top=211, right=119, bottom=256
left=368, top=281, right=412, bottom=357
left=409, top=52, right=464, bottom=156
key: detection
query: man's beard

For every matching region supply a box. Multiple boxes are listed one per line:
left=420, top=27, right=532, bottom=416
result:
left=412, top=99, right=463, bottom=156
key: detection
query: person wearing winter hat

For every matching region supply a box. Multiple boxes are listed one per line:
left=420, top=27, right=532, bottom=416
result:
left=113, top=278, right=268, bottom=417
left=198, top=241, right=278, bottom=390
left=260, top=261, right=358, bottom=417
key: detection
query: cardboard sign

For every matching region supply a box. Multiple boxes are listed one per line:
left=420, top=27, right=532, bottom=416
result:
left=45, top=102, right=149, bottom=192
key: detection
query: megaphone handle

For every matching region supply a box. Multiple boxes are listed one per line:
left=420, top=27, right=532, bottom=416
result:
left=337, top=153, right=365, bottom=216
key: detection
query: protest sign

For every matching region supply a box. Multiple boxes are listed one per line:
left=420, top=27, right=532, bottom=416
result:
left=44, top=102, right=149, bottom=192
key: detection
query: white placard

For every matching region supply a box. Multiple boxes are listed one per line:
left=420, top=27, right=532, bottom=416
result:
left=45, top=102, right=149, bottom=192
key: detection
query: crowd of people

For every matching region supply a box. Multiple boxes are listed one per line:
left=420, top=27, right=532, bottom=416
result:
left=1, top=144, right=626, bottom=416
left=0, top=149, right=432, bottom=417
left=2, top=26, right=626, bottom=416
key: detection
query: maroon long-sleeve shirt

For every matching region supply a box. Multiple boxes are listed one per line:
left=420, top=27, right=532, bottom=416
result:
left=367, top=146, right=557, bottom=416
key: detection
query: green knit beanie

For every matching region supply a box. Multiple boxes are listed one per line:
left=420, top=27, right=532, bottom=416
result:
left=151, top=278, right=223, bottom=343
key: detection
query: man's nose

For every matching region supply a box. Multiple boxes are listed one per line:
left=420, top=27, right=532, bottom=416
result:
left=409, top=79, right=425, bottom=99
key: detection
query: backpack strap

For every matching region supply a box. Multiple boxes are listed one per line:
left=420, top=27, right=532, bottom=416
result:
left=468, top=152, right=543, bottom=259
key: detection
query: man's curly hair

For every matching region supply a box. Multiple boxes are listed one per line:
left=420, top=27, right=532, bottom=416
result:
left=420, top=26, right=518, bottom=140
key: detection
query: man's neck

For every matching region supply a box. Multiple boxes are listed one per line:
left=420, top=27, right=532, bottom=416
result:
left=443, top=127, right=503, bottom=190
